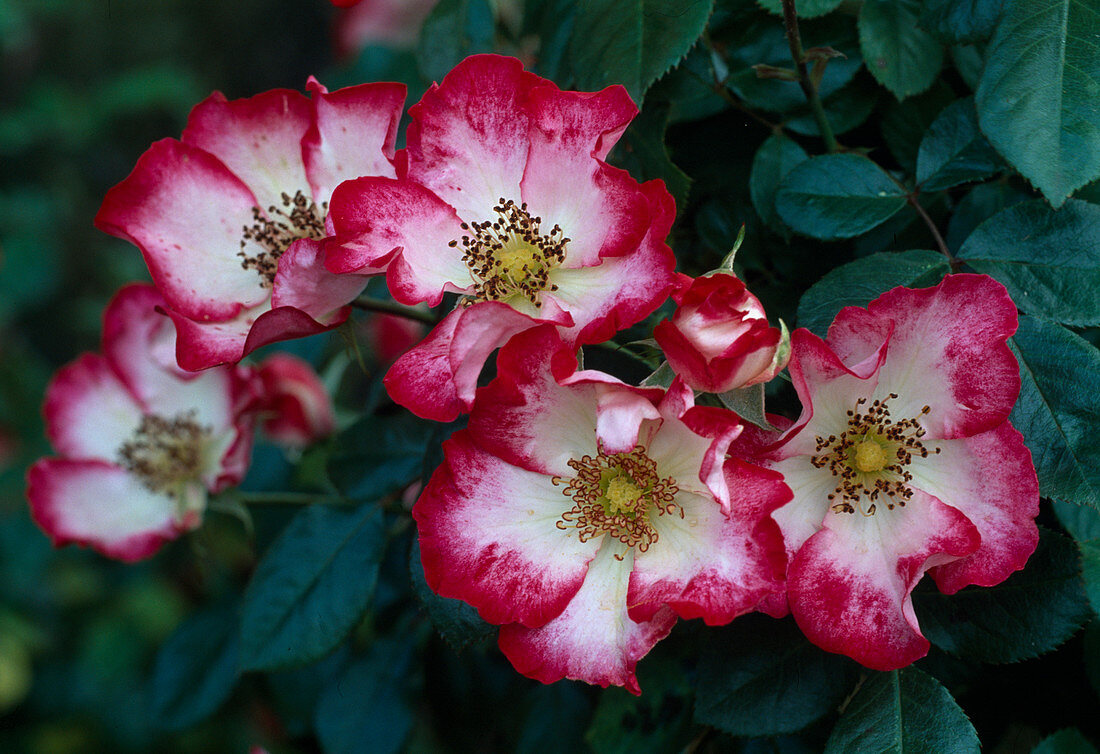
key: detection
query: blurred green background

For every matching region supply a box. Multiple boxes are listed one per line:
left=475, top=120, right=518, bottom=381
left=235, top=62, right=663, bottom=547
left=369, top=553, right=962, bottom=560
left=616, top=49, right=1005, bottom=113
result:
left=0, top=2, right=344, bottom=750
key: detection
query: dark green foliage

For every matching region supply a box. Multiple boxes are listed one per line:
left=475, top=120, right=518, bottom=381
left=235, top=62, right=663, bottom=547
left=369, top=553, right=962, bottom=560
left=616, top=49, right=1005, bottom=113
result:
left=823, top=668, right=980, bottom=753
left=314, top=638, right=415, bottom=754
left=148, top=602, right=240, bottom=731
left=750, top=132, right=809, bottom=236
left=1010, top=317, right=1100, bottom=508
left=327, top=413, right=440, bottom=502
left=417, top=0, right=496, bottom=82
left=1033, top=728, right=1100, bottom=754
left=695, top=616, right=857, bottom=736
left=569, top=0, right=715, bottom=103
left=858, top=0, right=944, bottom=99
left=914, top=529, right=1091, bottom=663
left=725, top=15, right=862, bottom=114
left=919, top=0, right=1004, bottom=43
left=776, top=154, right=908, bottom=239
left=755, top=0, right=843, bottom=18
left=958, top=199, right=1100, bottom=327
left=796, top=250, right=951, bottom=335
left=409, top=538, right=495, bottom=651
left=516, top=683, right=592, bottom=754
left=585, top=654, right=694, bottom=752
left=916, top=98, right=1002, bottom=191
left=240, top=504, right=387, bottom=671
left=976, top=0, right=1100, bottom=207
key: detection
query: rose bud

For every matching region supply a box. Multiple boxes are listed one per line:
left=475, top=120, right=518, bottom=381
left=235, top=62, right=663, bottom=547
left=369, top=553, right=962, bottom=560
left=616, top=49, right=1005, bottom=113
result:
left=653, top=272, right=788, bottom=394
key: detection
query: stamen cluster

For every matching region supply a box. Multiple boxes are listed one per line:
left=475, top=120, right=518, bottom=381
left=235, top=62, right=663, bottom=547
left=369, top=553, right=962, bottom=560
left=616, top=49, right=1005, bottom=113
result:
left=117, top=411, right=211, bottom=496
left=239, top=190, right=327, bottom=287
left=450, top=198, right=568, bottom=305
left=553, top=445, right=680, bottom=557
left=810, top=393, right=939, bottom=516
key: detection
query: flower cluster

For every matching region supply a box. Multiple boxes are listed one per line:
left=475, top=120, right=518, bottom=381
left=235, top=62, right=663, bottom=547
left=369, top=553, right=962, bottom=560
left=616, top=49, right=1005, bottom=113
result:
left=27, top=285, right=333, bottom=561
left=28, top=53, right=1040, bottom=694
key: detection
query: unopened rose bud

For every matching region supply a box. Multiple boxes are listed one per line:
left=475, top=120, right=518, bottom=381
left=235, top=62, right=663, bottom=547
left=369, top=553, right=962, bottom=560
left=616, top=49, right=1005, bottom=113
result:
left=255, top=354, right=336, bottom=448
left=653, top=272, right=789, bottom=394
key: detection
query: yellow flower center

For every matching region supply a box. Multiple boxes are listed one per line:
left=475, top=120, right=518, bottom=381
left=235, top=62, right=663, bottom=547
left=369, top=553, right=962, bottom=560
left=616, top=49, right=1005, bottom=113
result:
left=605, top=475, right=644, bottom=515
left=811, top=393, right=940, bottom=516
left=853, top=437, right=889, bottom=473
left=117, top=411, right=211, bottom=500
left=554, top=445, right=680, bottom=558
left=453, top=198, right=567, bottom=306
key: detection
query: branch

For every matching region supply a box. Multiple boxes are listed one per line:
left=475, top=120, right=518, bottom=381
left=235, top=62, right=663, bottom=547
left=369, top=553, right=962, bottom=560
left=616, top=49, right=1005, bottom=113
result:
left=780, top=0, right=839, bottom=152
left=907, top=193, right=959, bottom=270
left=351, top=296, right=439, bottom=325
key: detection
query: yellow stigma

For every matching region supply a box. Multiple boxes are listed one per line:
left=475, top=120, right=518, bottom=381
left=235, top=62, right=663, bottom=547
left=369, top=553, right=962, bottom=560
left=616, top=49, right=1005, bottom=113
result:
left=853, top=437, right=889, bottom=473
left=605, top=475, right=643, bottom=515
left=498, top=242, right=541, bottom=283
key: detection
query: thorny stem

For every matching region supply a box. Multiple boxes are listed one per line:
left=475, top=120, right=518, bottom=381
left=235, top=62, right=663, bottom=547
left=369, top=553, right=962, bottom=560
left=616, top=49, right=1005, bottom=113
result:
left=884, top=173, right=959, bottom=269
left=703, top=32, right=782, bottom=130
left=907, top=193, right=959, bottom=269
left=594, top=340, right=661, bottom=370
left=780, top=0, right=839, bottom=153
left=351, top=296, right=439, bottom=325
left=229, top=491, right=357, bottom=507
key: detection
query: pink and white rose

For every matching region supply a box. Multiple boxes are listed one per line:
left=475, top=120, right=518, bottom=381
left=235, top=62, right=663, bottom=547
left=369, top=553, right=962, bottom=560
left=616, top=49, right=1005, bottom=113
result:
left=414, top=326, right=789, bottom=693
left=750, top=274, right=1039, bottom=670
left=654, top=272, right=788, bottom=394
left=26, top=284, right=258, bottom=561
left=95, top=78, right=406, bottom=371
left=325, top=54, right=679, bottom=422
left=254, top=353, right=336, bottom=448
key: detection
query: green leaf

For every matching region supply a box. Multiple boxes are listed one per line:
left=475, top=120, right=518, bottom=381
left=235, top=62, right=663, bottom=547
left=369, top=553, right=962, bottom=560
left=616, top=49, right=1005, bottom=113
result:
left=881, top=81, right=955, bottom=173
left=755, top=0, right=842, bottom=19
left=945, top=180, right=1029, bottom=251
left=612, top=100, right=692, bottom=212
left=327, top=413, right=438, bottom=502
left=315, top=639, right=414, bottom=754
left=1082, top=538, right=1100, bottom=619
left=240, top=503, right=387, bottom=671
left=516, top=683, right=591, bottom=754
left=784, top=74, right=880, bottom=137
left=409, top=538, right=495, bottom=650
left=919, top=0, right=1003, bottom=43
left=823, top=667, right=980, bottom=754
left=796, top=249, right=950, bottom=335
left=916, top=98, right=1003, bottom=191
left=569, top=0, right=715, bottom=103
left=586, top=653, right=693, bottom=753
left=858, top=0, right=944, bottom=99
left=913, top=529, right=1090, bottom=663
left=775, top=154, right=908, bottom=240
left=1053, top=499, right=1100, bottom=542
left=957, top=199, right=1100, bottom=327
left=1009, top=316, right=1100, bottom=508
left=1033, top=728, right=1100, bottom=754
left=726, top=16, right=862, bottom=114
left=975, top=0, right=1100, bottom=207
left=694, top=615, right=857, bottom=736
left=416, top=0, right=495, bottom=83
left=750, top=132, right=810, bottom=236
left=148, top=602, right=240, bottom=731
left=717, top=380, right=774, bottom=430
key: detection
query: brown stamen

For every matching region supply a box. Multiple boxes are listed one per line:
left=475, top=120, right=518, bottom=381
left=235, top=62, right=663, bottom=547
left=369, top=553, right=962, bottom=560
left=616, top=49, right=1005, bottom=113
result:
left=553, top=445, right=680, bottom=559
left=117, top=411, right=210, bottom=497
left=454, top=198, right=568, bottom=306
left=239, top=190, right=326, bottom=287
left=810, top=393, right=940, bottom=516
